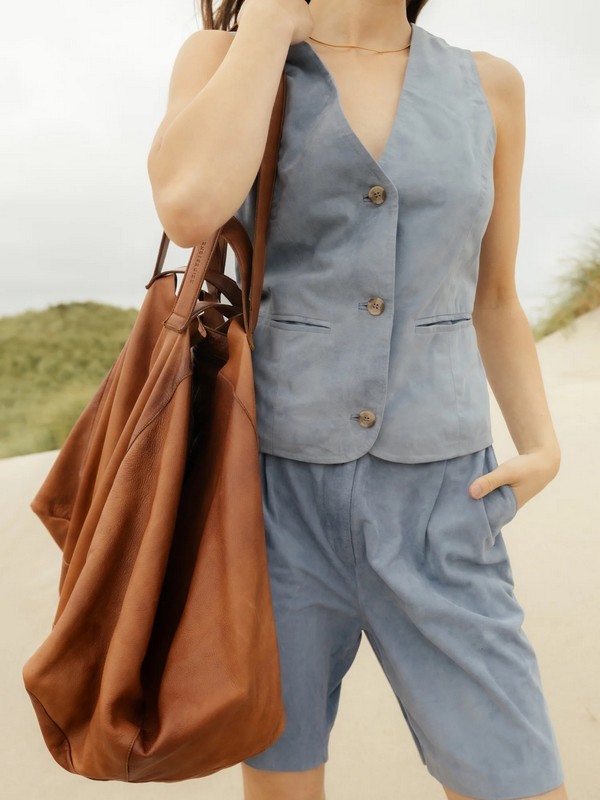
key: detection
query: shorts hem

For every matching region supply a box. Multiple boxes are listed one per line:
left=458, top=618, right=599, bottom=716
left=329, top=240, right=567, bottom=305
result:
left=242, top=752, right=329, bottom=773
left=424, top=759, right=565, bottom=800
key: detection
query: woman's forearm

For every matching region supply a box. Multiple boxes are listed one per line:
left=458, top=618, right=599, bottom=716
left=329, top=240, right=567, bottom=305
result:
left=148, top=12, right=293, bottom=245
left=474, top=300, right=561, bottom=470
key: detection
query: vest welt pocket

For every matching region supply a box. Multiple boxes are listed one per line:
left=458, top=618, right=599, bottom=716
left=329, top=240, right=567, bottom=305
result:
left=414, top=312, right=473, bottom=334
left=268, top=313, right=332, bottom=334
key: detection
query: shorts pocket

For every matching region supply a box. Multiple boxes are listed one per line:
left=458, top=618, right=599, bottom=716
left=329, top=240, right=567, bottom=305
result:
left=504, top=481, right=518, bottom=516
left=480, top=444, right=518, bottom=537
left=268, top=313, right=332, bottom=334
left=482, top=483, right=518, bottom=538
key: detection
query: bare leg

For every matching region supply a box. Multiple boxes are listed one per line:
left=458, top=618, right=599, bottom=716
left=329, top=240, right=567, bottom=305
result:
left=241, top=762, right=326, bottom=800
left=443, top=783, right=568, bottom=800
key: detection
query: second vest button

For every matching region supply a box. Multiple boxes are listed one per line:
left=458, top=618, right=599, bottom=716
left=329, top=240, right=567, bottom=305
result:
left=367, top=186, right=386, bottom=205
left=367, top=297, right=385, bottom=315
left=358, top=410, right=377, bottom=428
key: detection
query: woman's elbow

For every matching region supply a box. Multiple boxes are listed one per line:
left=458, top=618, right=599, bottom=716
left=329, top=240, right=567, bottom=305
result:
left=148, top=180, right=228, bottom=249
left=155, top=196, right=224, bottom=248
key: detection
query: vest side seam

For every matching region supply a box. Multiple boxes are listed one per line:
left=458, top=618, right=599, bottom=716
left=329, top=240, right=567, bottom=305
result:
left=445, top=131, right=493, bottom=299
left=447, top=91, right=494, bottom=452
left=446, top=330, right=462, bottom=447
left=266, top=333, right=285, bottom=454
left=462, top=48, right=497, bottom=154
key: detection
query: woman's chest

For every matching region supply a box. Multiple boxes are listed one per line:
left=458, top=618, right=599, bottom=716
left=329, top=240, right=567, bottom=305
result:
left=267, top=26, right=496, bottom=228
left=302, top=27, right=415, bottom=166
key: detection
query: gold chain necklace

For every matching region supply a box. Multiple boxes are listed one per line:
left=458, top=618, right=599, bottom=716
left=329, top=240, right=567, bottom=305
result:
left=307, top=33, right=412, bottom=55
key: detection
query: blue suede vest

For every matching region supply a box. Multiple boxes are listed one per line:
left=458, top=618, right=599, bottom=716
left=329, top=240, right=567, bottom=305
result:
left=232, top=22, right=497, bottom=463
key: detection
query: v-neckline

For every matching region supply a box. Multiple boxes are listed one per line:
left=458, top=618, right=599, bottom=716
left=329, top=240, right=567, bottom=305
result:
left=297, top=21, right=418, bottom=170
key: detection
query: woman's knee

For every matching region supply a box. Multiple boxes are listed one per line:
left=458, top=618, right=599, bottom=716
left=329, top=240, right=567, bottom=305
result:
left=241, top=761, right=326, bottom=800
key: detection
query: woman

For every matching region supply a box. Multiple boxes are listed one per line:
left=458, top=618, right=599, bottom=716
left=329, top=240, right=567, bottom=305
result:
left=147, top=1, right=569, bottom=798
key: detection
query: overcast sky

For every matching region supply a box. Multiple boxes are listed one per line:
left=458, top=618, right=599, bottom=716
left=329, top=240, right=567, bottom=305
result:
left=2, top=0, right=598, bottom=324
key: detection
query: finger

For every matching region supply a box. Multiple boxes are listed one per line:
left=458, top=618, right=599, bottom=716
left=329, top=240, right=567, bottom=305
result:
left=469, top=468, right=505, bottom=500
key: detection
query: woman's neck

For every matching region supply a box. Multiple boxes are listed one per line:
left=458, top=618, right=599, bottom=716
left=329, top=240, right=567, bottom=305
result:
left=307, top=0, right=411, bottom=50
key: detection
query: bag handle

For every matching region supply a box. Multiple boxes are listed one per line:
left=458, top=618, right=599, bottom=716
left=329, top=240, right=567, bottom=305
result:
left=149, top=68, right=287, bottom=350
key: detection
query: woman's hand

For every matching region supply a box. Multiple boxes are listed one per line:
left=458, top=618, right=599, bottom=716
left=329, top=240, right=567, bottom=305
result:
left=237, top=0, right=315, bottom=45
left=468, top=447, right=561, bottom=511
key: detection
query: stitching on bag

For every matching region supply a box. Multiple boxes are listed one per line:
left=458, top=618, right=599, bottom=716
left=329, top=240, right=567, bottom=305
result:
left=218, top=372, right=260, bottom=448
left=128, top=337, right=258, bottom=457
left=26, top=688, right=75, bottom=772
left=37, top=509, right=71, bottom=523
left=125, top=724, right=142, bottom=782
left=81, top=350, right=125, bottom=467
left=126, top=370, right=193, bottom=453
left=44, top=357, right=123, bottom=525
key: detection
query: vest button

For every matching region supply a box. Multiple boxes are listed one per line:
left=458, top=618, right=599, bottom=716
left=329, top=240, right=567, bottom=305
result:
left=367, top=185, right=386, bottom=205
left=367, top=297, right=385, bottom=315
left=358, top=410, right=377, bottom=428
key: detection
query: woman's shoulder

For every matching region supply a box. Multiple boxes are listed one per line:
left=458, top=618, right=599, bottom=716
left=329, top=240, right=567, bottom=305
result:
left=419, top=25, right=525, bottom=109
left=163, top=29, right=237, bottom=98
left=470, top=49, right=525, bottom=109
left=467, top=48, right=526, bottom=144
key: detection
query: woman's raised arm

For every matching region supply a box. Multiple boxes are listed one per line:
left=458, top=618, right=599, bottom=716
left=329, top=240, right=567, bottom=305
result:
left=147, top=0, right=313, bottom=247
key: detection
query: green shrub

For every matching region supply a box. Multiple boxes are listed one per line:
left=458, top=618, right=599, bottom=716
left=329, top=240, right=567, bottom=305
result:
left=532, top=227, right=600, bottom=340
left=0, top=301, right=138, bottom=458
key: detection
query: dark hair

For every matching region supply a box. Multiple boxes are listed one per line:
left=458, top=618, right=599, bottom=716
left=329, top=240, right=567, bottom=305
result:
left=198, top=0, right=430, bottom=32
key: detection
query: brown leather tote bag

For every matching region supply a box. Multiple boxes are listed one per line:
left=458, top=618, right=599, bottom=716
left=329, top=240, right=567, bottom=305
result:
left=21, top=73, right=287, bottom=783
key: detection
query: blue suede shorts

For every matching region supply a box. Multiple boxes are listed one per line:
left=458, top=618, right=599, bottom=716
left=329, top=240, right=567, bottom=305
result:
left=243, top=444, right=565, bottom=800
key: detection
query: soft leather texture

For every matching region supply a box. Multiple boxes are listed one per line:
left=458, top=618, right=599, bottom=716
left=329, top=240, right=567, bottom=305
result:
left=21, top=74, right=288, bottom=782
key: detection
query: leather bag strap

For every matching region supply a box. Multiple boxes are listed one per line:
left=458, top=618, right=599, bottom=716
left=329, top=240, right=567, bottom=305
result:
left=149, top=68, right=287, bottom=349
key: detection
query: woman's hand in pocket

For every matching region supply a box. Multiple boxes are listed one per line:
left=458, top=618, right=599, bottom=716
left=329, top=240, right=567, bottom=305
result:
left=468, top=446, right=561, bottom=512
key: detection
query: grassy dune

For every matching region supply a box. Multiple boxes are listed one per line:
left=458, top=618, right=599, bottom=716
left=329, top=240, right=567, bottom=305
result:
left=531, top=227, right=600, bottom=340
left=1, top=228, right=598, bottom=459
left=0, top=302, right=137, bottom=458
